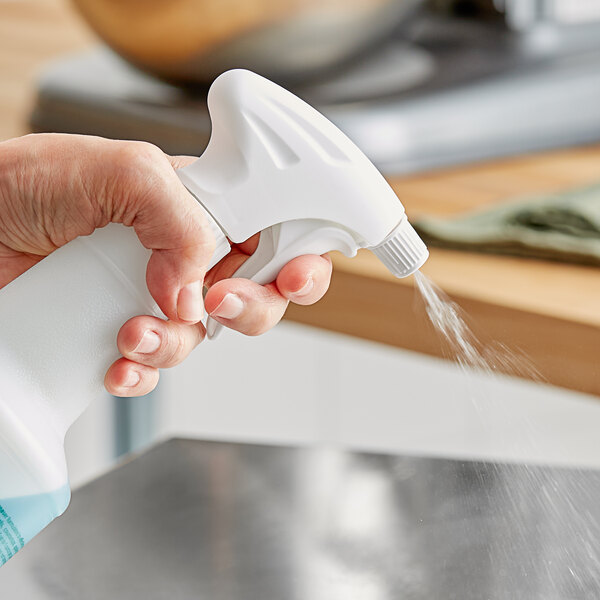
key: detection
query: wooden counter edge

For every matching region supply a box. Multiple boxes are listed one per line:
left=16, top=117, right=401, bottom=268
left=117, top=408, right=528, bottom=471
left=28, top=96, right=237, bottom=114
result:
left=284, top=260, right=600, bottom=398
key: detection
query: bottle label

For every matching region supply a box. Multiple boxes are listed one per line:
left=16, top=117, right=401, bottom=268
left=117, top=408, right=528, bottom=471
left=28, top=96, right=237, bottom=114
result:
left=0, top=486, right=71, bottom=567
left=0, top=503, right=25, bottom=566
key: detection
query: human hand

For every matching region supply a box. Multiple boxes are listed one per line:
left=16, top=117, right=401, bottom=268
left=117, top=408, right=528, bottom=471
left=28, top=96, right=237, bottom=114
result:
left=0, top=134, right=332, bottom=396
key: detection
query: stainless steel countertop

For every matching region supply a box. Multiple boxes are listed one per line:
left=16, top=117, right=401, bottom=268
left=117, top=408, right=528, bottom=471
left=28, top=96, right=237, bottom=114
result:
left=3, top=439, right=600, bottom=598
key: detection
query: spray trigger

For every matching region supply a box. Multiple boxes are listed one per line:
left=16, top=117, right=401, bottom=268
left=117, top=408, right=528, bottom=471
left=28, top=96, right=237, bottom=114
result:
left=206, top=219, right=359, bottom=339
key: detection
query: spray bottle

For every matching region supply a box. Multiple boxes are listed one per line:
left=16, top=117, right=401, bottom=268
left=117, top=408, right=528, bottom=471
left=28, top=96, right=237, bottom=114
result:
left=0, top=69, right=428, bottom=566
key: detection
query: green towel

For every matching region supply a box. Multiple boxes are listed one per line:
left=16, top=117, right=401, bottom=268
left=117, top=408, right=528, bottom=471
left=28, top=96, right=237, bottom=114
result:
left=413, top=183, right=600, bottom=266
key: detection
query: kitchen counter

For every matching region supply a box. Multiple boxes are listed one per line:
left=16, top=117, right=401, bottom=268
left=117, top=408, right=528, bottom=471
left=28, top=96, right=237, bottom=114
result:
left=288, top=148, right=600, bottom=397
left=3, top=438, right=600, bottom=597
left=2, top=0, right=600, bottom=396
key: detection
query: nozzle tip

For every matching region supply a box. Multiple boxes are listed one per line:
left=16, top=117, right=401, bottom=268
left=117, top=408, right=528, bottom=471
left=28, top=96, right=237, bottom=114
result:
left=370, top=217, right=429, bottom=278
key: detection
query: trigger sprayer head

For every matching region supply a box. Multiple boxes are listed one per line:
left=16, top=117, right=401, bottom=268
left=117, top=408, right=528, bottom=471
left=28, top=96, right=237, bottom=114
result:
left=179, top=69, right=429, bottom=281
left=370, top=217, right=429, bottom=278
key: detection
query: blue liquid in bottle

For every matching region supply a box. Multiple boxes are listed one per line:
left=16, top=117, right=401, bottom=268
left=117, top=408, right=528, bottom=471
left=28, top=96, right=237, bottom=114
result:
left=0, top=485, right=70, bottom=566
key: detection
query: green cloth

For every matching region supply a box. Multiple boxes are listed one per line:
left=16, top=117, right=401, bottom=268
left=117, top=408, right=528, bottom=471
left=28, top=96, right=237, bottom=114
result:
left=413, top=183, right=600, bottom=266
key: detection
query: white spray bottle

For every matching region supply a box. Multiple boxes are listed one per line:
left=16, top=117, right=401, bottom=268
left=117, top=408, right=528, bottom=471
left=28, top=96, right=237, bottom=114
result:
left=0, top=70, right=428, bottom=565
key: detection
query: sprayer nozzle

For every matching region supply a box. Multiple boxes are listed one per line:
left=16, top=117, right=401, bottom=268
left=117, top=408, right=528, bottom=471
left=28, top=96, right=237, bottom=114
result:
left=370, top=217, right=429, bottom=278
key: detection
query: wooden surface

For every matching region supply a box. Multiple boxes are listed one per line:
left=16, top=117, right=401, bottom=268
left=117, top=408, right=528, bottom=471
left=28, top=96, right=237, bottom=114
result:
left=0, top=0, right=93, bottom=141
left=287, top=148, right=600, bottom=396
left=2, top=0, right=600, bottom=396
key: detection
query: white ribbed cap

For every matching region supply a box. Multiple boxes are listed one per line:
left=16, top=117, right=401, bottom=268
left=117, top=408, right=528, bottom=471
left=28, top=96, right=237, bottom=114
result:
left=370, top=217, right=429, bottom=278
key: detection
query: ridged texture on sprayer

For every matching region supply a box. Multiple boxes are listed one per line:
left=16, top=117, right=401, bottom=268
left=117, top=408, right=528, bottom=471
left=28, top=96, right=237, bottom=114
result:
left=371, top=217, right=429, bottom=278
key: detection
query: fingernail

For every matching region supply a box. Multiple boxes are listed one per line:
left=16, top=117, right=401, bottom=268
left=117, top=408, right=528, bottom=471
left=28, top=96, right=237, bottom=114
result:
left=178, top=281, right=204, bottom=322
left=290, top=276, right=314, bottom=299
left=133, top=330, right=161, bottom=354
left=210, top=293, right=244, bottom=320
left=122, top=370, right=140, bottom=388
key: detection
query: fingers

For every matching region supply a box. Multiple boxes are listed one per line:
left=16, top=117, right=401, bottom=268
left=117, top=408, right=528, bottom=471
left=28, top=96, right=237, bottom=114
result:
left=204, top=254, right=332, bottom=335
left=111, top=143, right=215, bottom=324
left=275, top=254, right=332, bottom=306
left=104, top=315, right=205, bottom=396
left=105, top=358, right=159, bottom=397
left=205, top=279, right=287, bottom=336
left=0, top=136, right=215, bottom=320
left=79, top=140, right=213, bottom=324
left=117, top=315, right=205, bottom=369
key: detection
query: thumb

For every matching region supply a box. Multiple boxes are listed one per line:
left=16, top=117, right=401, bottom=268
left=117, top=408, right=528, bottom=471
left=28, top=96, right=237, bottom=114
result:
left=112, top=144, right=215, bottom=324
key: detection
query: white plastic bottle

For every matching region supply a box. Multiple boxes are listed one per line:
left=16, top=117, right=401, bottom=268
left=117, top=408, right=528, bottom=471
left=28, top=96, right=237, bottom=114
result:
left=0, top=70, right=427, bottom=565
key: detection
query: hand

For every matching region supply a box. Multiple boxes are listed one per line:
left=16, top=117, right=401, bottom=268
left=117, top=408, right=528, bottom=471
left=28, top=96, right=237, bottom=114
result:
left=0, top=134, right=332, bottom=396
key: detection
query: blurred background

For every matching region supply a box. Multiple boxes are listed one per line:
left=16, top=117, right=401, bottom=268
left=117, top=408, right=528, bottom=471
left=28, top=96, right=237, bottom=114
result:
left=2, top=0, right=600, bottom=488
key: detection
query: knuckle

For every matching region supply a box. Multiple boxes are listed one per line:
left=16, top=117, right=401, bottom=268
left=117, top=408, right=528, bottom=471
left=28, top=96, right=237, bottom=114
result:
left=111, top=141, right=170, bottom=220
left=119, top=140, right=163, bottom=165
left=160, top=325, right=205, bottom=367
left=162, top=330, right=187, bottom=367
left=115, top=141, right=166, bottom=185
left=245, top=304, right=281, bottom=337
